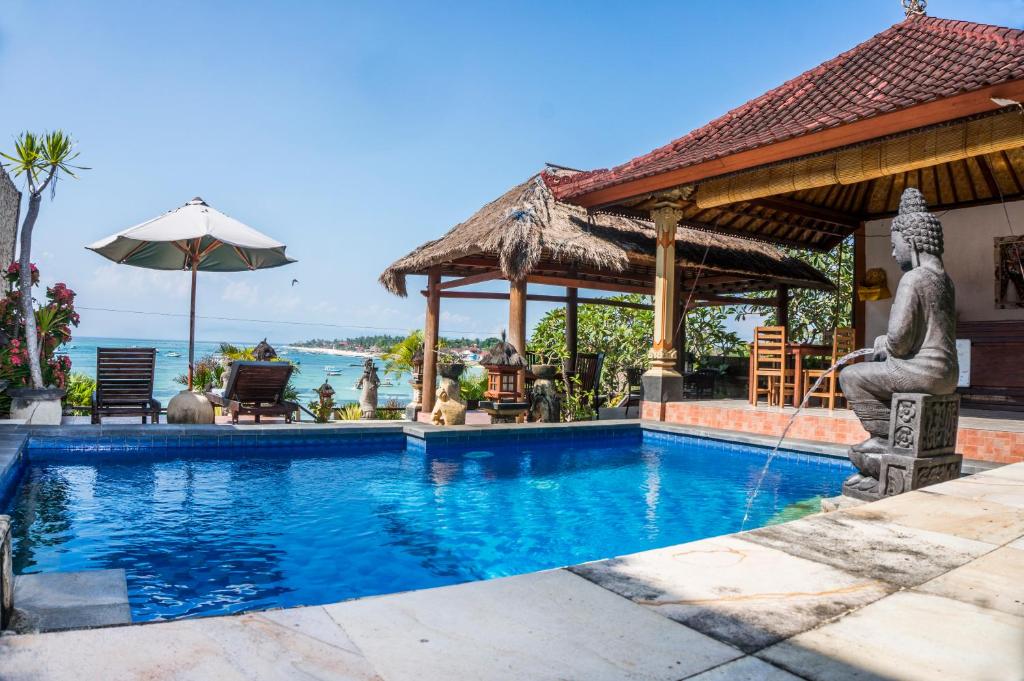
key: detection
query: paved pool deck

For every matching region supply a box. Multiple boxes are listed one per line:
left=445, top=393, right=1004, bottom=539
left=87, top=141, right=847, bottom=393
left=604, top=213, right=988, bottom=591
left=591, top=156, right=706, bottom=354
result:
left=1, top=446, right=1021, bottom=680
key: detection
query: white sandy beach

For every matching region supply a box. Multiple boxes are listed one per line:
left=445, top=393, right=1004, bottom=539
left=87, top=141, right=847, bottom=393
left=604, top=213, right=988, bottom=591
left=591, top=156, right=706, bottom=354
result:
left=282, top=346, right=379, bottom=358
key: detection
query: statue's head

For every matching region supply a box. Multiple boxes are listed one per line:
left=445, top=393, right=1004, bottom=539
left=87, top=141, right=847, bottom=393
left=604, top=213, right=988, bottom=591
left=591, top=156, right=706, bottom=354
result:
left=891, top=188, right=943, bottom=271
left=436, top=387, right=449, bottom=402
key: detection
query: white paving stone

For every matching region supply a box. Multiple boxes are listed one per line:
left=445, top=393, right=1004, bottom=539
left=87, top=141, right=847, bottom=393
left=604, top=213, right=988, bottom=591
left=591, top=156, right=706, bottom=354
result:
left=843, top=489, right=1024, bottom=544
left=916, top=545, right=1024, bottom=617
left=325, top=569, right=741, bottom=681
left=687, top=656, right=803, bottom=680
left=0, top=606, right=381, bottom=681
left=759, top=591, right=1024, bottom=681
left=926, top=472, right=1024, bottom=509
left=570, top=535, right=892, bottom=652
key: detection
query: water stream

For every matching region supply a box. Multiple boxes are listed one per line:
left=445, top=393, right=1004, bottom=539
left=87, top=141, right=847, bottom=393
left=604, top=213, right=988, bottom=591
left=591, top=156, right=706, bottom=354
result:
left=739, top=347, right=876, bottom=530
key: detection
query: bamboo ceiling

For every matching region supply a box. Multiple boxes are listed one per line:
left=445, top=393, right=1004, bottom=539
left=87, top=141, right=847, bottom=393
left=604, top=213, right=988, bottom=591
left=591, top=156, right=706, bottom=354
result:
left=613, top=111, right=1024, bottom=251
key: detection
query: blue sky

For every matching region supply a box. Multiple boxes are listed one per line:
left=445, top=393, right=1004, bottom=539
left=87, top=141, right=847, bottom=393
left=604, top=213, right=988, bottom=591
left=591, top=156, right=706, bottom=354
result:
left=1, top=0, right=1020, bottom=344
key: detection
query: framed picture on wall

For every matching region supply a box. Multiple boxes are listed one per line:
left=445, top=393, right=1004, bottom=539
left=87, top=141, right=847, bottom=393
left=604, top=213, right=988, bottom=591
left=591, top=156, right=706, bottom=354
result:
left=995, top=236, right=1024, bottom=309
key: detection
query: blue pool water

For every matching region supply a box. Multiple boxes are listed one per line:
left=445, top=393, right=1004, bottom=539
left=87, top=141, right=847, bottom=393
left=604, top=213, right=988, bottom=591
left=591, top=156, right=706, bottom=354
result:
left=5, top=431, right=851, bottom=621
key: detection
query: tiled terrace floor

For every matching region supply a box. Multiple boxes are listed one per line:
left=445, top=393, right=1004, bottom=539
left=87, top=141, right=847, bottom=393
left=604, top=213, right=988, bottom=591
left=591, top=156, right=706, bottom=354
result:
left=1, top=461, right=1021, bottom=680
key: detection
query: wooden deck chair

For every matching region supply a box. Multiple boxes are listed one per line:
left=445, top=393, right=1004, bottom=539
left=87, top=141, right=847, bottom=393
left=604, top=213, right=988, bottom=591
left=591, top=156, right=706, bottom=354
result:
left=750, top=327, right=788, bottom=407
left=205, top=361, right=298, bottom=424
left=574, top=352, right=607, bottom=415
left=91, top=347, right=161, bottom=424
left=802, top=327, right=856, bottom=410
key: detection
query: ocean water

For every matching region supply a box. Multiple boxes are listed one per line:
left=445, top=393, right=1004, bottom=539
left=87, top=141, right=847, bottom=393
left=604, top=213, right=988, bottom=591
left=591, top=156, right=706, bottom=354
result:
left=5, top=431, right=851, bottom=621
left=61, top=337, right=412, bottom=406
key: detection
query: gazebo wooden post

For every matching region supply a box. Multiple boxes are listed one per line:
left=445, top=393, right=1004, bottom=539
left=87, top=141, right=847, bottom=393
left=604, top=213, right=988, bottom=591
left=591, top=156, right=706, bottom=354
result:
left=422, top=269, right=441, bottom=414
left=643, top=206, right=685, bottom=418
left=776, top=285, right=790, bottom=337
left=565, top=287, right=578, bottom=373
left=509, top=279, right=528, bottom=398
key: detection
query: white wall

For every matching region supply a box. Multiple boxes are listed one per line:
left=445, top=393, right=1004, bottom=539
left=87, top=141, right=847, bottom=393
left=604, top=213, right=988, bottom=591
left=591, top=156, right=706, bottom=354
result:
left=864, top=199, right=1024, bottom=342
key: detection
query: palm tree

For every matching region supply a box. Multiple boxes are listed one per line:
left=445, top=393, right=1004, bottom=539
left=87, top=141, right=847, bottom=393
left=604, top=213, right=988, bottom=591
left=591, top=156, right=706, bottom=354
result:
left=380, top=330, right=448, bottom=379
left=1, top=132, right=83, bottom=389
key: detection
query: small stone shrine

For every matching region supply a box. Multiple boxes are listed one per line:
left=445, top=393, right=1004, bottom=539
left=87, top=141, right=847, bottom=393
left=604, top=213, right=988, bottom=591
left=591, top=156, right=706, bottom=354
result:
left=839, top=188, right=962, bottom=501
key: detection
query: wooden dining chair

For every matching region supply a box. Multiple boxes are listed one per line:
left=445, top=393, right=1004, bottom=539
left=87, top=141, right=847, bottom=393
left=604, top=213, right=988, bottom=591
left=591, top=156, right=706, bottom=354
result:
left=801, top=327, right=856, bottom=410
left=750, top=326, right=788, bottom=407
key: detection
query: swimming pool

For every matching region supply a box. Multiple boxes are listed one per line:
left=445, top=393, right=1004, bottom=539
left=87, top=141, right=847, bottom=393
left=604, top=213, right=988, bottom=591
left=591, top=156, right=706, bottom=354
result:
left=4, top=427, right=851, bottom=621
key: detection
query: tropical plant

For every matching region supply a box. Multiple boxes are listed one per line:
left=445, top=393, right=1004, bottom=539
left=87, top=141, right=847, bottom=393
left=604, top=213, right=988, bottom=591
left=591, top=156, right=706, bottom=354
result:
left=685, top=306, right=746, bottom=363
left=336, top=402, right=362, bottom=421
left=64, top=372, right=95, bottom=408
left=380, top=330, right=454, bottom=380
left=1, top=131, right=85, bottom=389
left=174, top=353, right=225, bottom=392
left=561, top=375, right=596, bottom=422
left=376, top=397, right=405, bottom=420
left=307, top=383, right=335, bottom=424
left=735, top=237, right=854, bottom=344
left=459, top=368, right=488, bottom=403
left=0, top=268, right=80, bottom=412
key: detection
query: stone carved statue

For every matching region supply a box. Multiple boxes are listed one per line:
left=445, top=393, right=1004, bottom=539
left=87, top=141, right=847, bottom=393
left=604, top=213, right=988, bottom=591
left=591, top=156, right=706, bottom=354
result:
left=529, top=365, right=560, bottom=422
left=839, top=188, right=960, bottom=498
left=431, top=387, right=466, bottom=426
left=357, top=357, right=380, bottom=419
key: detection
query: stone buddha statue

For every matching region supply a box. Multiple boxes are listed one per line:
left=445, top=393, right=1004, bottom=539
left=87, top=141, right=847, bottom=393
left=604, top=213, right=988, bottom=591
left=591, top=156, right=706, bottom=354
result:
left=839, top=187, right=958, bottom=493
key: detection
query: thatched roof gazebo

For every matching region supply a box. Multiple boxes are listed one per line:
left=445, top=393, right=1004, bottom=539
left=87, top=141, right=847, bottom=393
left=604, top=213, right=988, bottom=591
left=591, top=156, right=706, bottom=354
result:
left=380, top=169, right=834, bottom=413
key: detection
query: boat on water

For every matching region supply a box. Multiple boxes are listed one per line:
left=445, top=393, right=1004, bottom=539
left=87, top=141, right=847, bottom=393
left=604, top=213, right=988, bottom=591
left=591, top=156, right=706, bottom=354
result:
left=166, top=351, right=182, bottom=357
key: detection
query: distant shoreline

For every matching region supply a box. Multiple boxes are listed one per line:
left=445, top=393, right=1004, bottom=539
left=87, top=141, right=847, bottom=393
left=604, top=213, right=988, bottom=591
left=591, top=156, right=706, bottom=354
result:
left=282, top=346, right=379, bottom=358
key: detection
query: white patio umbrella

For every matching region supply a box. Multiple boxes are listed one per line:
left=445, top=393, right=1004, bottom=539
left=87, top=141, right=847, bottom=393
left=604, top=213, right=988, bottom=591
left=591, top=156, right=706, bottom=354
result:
left=87, top=197, right=296, bottom=387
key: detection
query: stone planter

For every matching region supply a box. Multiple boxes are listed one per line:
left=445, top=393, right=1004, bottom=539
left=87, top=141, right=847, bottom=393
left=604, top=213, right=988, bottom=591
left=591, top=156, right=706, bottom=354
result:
left=7, top=387, right=65, bottom=425
left=438, top=363, right=466, bottom=380
left=167, top=390, right=215, bottom=424
left=530, top=364, right=559, bottom=380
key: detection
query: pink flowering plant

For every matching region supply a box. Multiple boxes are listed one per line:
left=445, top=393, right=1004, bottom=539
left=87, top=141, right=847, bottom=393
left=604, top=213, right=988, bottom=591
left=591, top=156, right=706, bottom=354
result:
left=0, top=263, right=79, bottom=409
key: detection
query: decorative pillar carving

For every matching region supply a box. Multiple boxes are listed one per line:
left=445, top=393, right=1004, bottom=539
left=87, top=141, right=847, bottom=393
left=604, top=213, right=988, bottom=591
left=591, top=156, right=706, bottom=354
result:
left=642, top=206, right=686, bottom=414
left=647, top=206, right=683, bottom=377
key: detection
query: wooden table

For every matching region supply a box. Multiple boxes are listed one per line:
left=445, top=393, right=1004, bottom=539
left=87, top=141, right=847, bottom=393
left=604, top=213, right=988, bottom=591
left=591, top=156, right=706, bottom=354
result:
left=748, top=343, right=833, bottom=406
left=788, top=344, right=833, bottom=407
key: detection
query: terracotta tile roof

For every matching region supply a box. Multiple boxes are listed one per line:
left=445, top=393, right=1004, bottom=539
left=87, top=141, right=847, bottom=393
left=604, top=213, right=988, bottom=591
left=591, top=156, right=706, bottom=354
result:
left=548, top=15, right=1024, bottom=201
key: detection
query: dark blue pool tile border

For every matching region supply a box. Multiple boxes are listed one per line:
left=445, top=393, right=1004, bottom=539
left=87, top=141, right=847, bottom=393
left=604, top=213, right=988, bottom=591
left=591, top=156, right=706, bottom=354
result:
left=0, top=431, right=28, bottom=507
left=641, top=428, right=854, bottom=471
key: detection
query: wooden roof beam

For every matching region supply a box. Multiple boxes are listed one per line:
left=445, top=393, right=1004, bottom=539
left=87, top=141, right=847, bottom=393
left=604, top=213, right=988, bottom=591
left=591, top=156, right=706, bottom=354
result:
left=436, top=270, right=503, bottom=290
left=749, top=196, right=860, bottom=228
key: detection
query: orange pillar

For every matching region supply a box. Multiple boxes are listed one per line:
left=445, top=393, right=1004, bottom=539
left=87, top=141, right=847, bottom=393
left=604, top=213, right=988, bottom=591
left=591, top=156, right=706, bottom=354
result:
left=509, top=279, right=527, bottom=398
left=421, top=269, right=441, bottom=413
left=643, top=206, right=685, bottom=418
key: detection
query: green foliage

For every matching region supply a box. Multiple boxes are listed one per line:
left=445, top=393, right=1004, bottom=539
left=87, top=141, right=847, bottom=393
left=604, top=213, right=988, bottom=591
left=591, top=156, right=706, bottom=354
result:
left=336, top=402, right=362, bottom=421
left=736, top=237, right=853, bottom=344
left=459, top=367, right=488, bottom=402
left=530, top=295, right=652, bottom=399
left=0, top=271, right=80, bottom=411
left=561, top=375, right=596, bottom=422
left=375, top=398, right=405, bottom=420
left=64, top=372, right=95, bottom=408
left=307, top=383, right=335, bottom=424
left=380, top=330, right=430, bottom=379
left=685, top=307, right=746, bottom=363
left=0, top=130, right=84, bottom=189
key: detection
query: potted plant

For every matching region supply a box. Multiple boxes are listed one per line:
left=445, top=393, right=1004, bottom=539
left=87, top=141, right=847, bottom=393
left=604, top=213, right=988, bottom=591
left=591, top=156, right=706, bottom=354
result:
left=1, top=132, right=84, bottom=424
left=437, top=349, right=465, bottom=380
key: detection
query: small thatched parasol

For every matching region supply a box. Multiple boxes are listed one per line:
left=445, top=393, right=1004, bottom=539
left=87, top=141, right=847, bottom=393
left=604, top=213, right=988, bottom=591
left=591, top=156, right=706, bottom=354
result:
left=479, top=331, right=528, bottom=368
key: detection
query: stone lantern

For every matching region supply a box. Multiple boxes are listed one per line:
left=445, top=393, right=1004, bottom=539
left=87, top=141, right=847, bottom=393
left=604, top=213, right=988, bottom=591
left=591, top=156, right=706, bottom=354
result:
left=479, top=332, right=529, bottom=424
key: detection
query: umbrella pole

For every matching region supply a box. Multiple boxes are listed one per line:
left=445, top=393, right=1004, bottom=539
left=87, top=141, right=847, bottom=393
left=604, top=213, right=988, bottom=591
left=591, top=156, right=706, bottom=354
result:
left=188, top=261, right=198, bottom=390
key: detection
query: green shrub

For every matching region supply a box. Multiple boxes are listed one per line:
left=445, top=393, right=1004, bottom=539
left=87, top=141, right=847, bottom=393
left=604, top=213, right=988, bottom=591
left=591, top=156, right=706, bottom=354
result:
left=336, top=403, right=362, bottom=421
left=64, top=372, right=95, bottom=408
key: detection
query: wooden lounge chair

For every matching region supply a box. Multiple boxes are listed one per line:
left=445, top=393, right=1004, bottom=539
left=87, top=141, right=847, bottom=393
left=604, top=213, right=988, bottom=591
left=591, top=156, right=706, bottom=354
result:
left=205, top=361, right=298, bottom=424
left=91, top=347, right=161, bottom=424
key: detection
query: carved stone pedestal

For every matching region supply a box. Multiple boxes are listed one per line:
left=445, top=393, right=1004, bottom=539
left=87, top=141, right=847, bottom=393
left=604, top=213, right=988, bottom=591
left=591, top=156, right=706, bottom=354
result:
left=843, top=393, right=962, bottom=501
